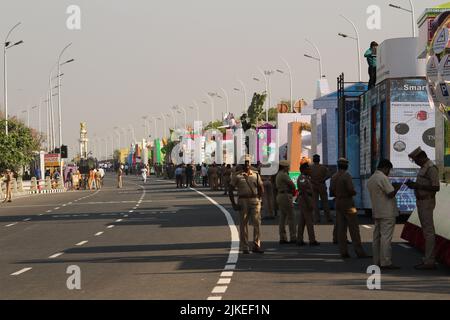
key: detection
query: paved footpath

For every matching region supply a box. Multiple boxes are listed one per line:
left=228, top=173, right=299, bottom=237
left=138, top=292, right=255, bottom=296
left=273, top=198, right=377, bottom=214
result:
left=0, top=174, right=449, bottom=300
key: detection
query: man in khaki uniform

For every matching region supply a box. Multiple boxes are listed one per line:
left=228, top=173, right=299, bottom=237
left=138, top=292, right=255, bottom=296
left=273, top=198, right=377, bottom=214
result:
left=297, top=163, right=320, bottom=246
left=276, top=160, right=297, bottom=244
left=2, top=169, right=14, bottom=203
left=229, top=155, right=264, bottom=254
left=262, top=174, right=275, bottom=220
left=367, top=159, right=401, bottom=270
left=406, top=147, right=440, bottom=270
left=330, top=158, right=370, bottom=259
left=208, top=163, right=219, bottom=191
left=222, top=164, right=232, bottom=195
left=310, top=154, right=332, bottom=223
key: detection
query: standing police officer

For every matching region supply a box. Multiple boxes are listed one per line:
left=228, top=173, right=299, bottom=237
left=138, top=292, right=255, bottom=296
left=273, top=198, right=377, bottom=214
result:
left=406, top=147, right=440, bottom=270
left=276, top=160, right=297, bottom=244
left=297, top=162, right=320, bottom=246
left=330, top=158, right=370, bottom=259
left=310, top=154, right=332, bottom=223
left=229, top=155, right=265, bottom=254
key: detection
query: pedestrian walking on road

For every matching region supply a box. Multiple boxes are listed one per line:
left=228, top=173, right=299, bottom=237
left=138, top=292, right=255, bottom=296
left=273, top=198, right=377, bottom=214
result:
left=141, top=166, right=148, bottom=184
left=296, top=162, right=320, bottom=246
left=175, top=165, right=183, bottom=188
left=117, top=165, right=124, bottom=188
left=208, top=163, right=219, bottom=191
left=367, top=159, right=401, bottom=270
left=406, top=147, right=440, bottom=270
left=330, top=158, right=370, bottom=259
left=2, top=169, right=14, bottom=203
left=276, top=160, right=297, bottom=244
left=229, top=155, right=265, bottom=254
left=310, top=154, right=332, bottom=223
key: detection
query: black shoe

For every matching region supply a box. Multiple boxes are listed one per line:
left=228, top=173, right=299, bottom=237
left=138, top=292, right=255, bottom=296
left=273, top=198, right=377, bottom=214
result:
left=310, top=241, right=320, bottom=246
left=296, top=241, right=306, bottom=246
left=252, top=247, right=264, bottom=254
left=414, top=263, right=437, bottom=270
left=381, top=264, right=401, bottom=270
left=242, top=250, right=250, bottom=255
left=279, top=240, right=289, bottom=245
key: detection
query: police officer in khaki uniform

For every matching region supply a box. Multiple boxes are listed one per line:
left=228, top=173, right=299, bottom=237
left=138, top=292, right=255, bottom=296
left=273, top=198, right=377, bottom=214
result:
left=297, top=163, right=320, bottom=246
left=2, top=169, right=14, bottom=203
left=262, top=174, right=275, bottom=220
left=229, top=155, right=265, bottom=254
left=406, top=147, right=440, bottom=270
left=276, top=160, right=297, bottom=244
left=330, top=158, right=370, bottom=259
left=310, top=154, right=332, bottom=223
left=222, top=164, right=232, bottom=195
left=208, top=163, right=219, bottom=191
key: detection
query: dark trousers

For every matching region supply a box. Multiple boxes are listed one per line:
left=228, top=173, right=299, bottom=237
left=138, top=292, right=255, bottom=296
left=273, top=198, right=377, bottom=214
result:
left=186, top=175, right=193, bottom=188
left=202, top=176, right=208, bottom=187
left=368, top=66, right=376, bottom=89
left=176, top=175, right=182, bottom=188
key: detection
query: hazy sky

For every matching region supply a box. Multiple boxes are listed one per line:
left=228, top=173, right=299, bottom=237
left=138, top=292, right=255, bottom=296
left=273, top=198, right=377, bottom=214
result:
left=0, top=0, right=443, bottom=156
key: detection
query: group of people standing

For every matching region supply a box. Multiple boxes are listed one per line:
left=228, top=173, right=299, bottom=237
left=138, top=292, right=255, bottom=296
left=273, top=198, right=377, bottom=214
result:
left=227, top=147, right=440, bottom=271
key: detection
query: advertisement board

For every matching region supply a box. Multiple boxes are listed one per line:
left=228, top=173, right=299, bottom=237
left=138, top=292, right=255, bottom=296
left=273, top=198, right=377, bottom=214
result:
left=390, top=79, right=436, bottom=168
left=44, top=154, right=61, bottom=167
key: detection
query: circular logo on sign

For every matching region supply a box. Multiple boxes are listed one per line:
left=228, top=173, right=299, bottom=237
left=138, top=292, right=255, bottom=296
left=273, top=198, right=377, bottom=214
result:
left=422, top=128, right=436, bottom=148
left=416, top=110, right=428, bottom=121
left=395, top=123, right=410, bottom=135
left=393, top=141, right=407, bottom=152
left=433, top=27, right=449, bottom=54
left=439, top=54, right=450, bottom=82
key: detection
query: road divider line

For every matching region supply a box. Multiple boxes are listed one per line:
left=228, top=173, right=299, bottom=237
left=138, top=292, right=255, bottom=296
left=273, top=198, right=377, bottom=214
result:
left=76, top=241, right=88, bottom=246
left=107, top=225, right=115, bottom=229
left=190, top=187, right=239, bottom=300
left=116, top=219, right=123, bottom=222
left=212, top=286, right=228, bottom=294
left=5, top=223, right=18, bottom=227
left=23, top=218, right=31, bottom=222
left=221, top=271, right=234, bottom=278
left=11, top=268, right=32, bottom=276
left=95, top=231, right=104, bottom=236
left=207, top=296, right=222, bottom=300
left=217, top=278, right=231, bottom=285
left=49, top=253, right=64, bottom=259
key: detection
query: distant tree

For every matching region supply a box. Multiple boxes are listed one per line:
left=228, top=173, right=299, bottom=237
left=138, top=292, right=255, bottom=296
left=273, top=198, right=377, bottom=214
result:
left=0, top=115, right=43, bottom=173
left=245, top=92, right=267, bottom=128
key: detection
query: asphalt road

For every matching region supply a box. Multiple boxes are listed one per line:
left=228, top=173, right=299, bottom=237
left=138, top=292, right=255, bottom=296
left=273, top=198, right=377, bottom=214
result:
left=1, top=174, right=449, bottom=300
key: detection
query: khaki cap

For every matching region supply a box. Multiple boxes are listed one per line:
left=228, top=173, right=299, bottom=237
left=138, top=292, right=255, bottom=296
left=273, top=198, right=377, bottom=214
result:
left=337, top=158, right=349, bottom=165
left=279, top=160, right=290, bottom=167
left=408, top=147, right=426, bottom=159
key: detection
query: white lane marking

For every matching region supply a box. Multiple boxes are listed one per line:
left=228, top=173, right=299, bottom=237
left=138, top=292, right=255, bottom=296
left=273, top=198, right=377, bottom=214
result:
left=95, top=231, right=104, bottom=236
left=62, top=204, right=67, bottom=207
left=136, top=204, right=140, bottom=207
left=220, top=271, right=234, bottom=278
left=11, top=268, right=32, bottom=276
left=116, top=219, right=123, bottom=222
left=38, top=214, right=44, bottom=216
left=129, top=210, right=134, bottom=213
left=54, top=207, right=60, bottom=210
left=6, top=223, right=18, bottom=227
left=124, top=215, right=128, bottom=218
left=68, top=202, right=73, bottom=205
left=217, top=278, right=231, bottom=285
left=362, top=225, right=372, bottom=229
left=224, top=264, right=236, bottom=270
left=46, top=210, right=52, bottom=213
left=49, top=253, right=64, bottom=259
left=207, top=296, right=223, bottom=300
left=399, top=244, right=412, bottom=249
left=76, top=241, right=88, bottom=246
left=212, top=286, right=228, bottom=294
left=23, top=218, right=31, bottom=222
left=107, top=225, right=115, bottom=229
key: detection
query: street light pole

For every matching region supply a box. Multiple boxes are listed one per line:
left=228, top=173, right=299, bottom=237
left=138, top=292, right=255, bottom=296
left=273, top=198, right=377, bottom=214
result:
left=159, top=113, right=168, bottom=139
left=57, top=43, right=73, bottom=154
left=389, top=1, right=416, bottom=37
left=3, top=22, right=23, bottom=135
left=236, top=79, right=248, bottom=114
left=305, top=39, right=323, bottom=80
left=206, top=93, right=215, bottom=124
left=192, top=100, right=200, bottom=122
left=339, top=15, right=362, bottom=82
left=279, top=57, right=294, bottom=112
left=220, top=88, right=230, bottom=115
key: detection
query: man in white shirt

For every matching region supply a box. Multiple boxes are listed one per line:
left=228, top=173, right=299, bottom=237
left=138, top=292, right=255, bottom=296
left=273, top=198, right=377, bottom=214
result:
left=367, top=159, right=402, bottom=270
left=141, top=167, right=148, bottom=184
